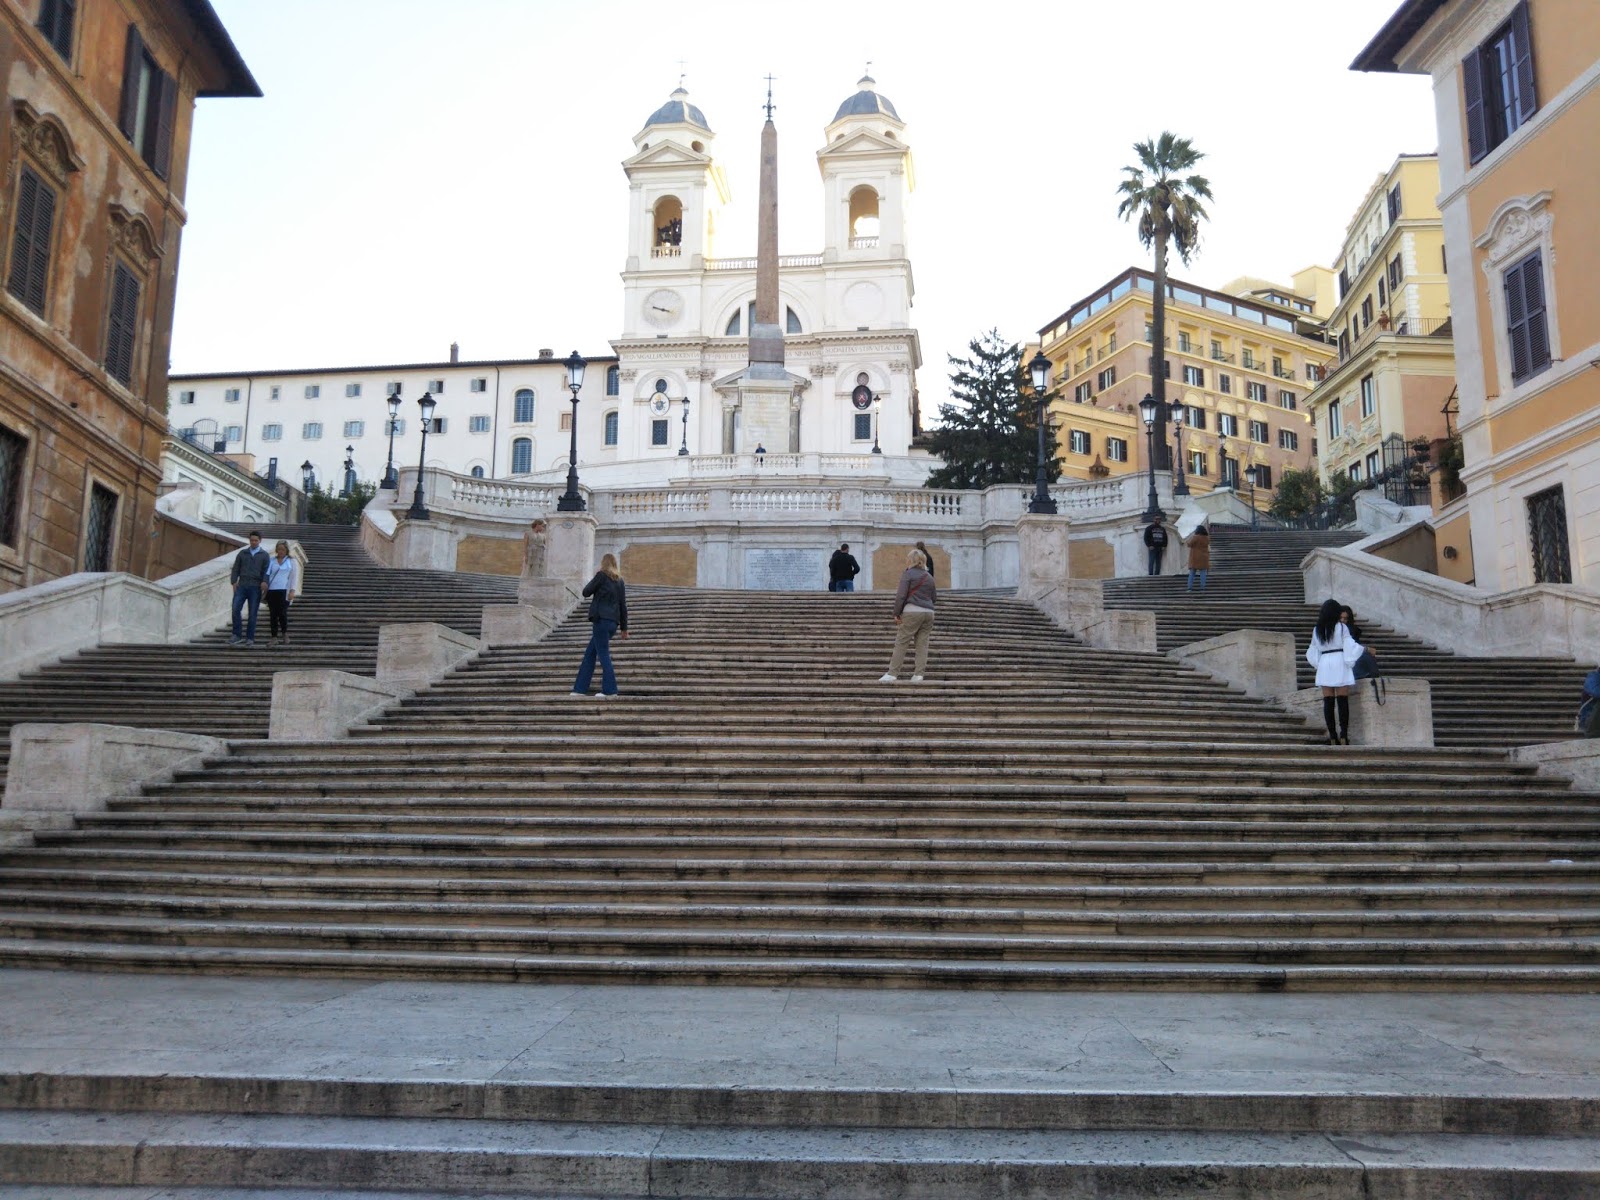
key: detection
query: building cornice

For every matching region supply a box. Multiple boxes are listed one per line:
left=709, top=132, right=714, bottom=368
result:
left=169, top=354, right=621, bottom=383
left=162, top=436, right=280, bottom=503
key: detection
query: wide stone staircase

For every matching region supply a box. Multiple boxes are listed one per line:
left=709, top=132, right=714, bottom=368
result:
left=1105, top=526, right=1588, bottom=748
left=0, top=523, right=514, bottom=785
left=1, top=567, right=1597, bottom=990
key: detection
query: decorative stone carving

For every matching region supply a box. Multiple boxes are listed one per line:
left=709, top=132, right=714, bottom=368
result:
left=618, top=369, right=639, bottom=382
left=1475, top=192, right=1554, bottom=268
left=889, top=359, right=910, bottom=372
left=10, top=100, right=83, bottom=186
left=520, top=519, right=548, bottom=579
left=109, top=203, right=163, bottom=263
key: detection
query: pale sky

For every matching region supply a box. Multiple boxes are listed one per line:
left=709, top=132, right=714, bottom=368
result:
left=173, top=0, right=1438, bottom=411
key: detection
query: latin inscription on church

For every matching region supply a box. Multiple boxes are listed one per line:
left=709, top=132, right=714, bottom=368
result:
left=744, top=548, right=824, bottom=591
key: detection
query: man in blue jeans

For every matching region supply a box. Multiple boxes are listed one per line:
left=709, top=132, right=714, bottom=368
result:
left=828, top=543, right=860, bottom=592
left=229, top=531, right=270, bottom=646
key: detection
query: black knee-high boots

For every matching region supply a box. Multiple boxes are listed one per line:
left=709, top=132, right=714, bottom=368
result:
left=1336, top=695, right=1351, bottom=744
left=1323, top=696, right=1339, bottom=743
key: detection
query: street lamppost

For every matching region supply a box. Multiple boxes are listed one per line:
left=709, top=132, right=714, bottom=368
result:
left=1138, top=393, right=1164, bottom=522
left=1244, top=463, right=1260, bottom=531
left=381, top=393, right=401, bottom=489
left=871, top=399, right=883, bottom=455
left=678, top=393, right=691, bottom=456
left=1171, top=407, right=1189, bottom=497
left=340, top=445, right=355, bottom=498
left=299, top=460, right=315, bottom=522
left=406, top=392, right=436, bottom=520
left=556, top=350, right=587, bottom=512
left=1026, top=349, right=1058, bottom=514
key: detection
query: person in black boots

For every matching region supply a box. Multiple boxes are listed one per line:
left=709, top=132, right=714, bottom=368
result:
left=1306, top=598, right=1362, bottom=745
left=1143, top=517, right=1169, bottom=576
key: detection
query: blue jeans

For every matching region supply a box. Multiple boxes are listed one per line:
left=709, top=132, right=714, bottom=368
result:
left=1147, top=547, right=1164, bottom=575
left=231, top=585, right=262, bottom=641
left=1187, top=568, right=1208, bottom=591
left=573, top=619, right=619, bottom=695
left=833, top=579, right=855, bottom=592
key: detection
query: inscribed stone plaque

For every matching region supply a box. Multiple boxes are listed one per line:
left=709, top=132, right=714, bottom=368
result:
left=744, top=548, right=824, bottom=591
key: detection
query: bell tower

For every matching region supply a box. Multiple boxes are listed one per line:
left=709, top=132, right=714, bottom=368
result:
left=817, top=75, right=913, bottom=263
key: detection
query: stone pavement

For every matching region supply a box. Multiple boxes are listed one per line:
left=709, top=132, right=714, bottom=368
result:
left=4, top=969, right=1600, bottom=1197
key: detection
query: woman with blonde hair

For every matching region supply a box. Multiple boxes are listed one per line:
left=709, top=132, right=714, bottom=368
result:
left=570, top=552, right=629, bottom=699
left=880, top=547, right=936, bottom=683
left=263, top=540, right=297, bottom=645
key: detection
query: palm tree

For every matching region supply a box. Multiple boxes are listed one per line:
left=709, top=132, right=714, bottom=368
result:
left=1117, top=133, right=1213, bottom=469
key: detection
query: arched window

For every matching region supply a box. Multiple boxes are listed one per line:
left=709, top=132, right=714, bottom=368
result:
left=513, top=389, right=534, bottom=423
left=848, top=186, right=881, bottom=246
left=605, top=365, right=620, bottom=396
left=470, top=465, right=485, bottom=478
left=511, top=438, right=532, bottom=474
left=604, top=411, right=619, bottom=446
left=652, top=196, right=683, bottom=257
left=726, top=301, right=803, bottom=335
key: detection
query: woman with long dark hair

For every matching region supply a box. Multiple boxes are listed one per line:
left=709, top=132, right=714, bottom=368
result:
left=1307, top=597, right=1362, bottom=744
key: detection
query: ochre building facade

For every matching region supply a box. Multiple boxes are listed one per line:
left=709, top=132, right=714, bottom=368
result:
left=0, top=0, right=255, bottom=594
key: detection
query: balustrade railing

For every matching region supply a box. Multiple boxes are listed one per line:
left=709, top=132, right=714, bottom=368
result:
left=731, top=489, right=841, bottom=513
left=848, top=236, right=879, bottom=249
left=608, top=489, right=710, bottom=515
left=448, top=477, right=562, bottom=511
left=705, top=253, right=825, bottom=271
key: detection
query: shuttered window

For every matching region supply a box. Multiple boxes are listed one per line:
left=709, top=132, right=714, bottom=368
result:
left=6, top=165, right=57, bottom=316
left=36, top=0, right=76, bottom=61
left=513, top=389, right=535, bottom=422
left=1503, top=250, right=1551, bottom=384
left=104, top=262, right=141, bottom=385
left=117, top=24, right=177, bottom=179
left=1463, top=2, right=1537, bottom=164
left=511, top=438, right=532, bottom=473
left=0, top=425, right=27, bottom=547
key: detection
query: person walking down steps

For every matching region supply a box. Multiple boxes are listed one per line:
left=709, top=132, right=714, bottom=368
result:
left=880, top=548, right=936, bottom=684
left=570, top=553, right=629, bottom=699
left=228, top=530, right=270, bottom=647
left=264, top=541, right=297, bottom=645
left=1307, top=598, right=1363, bottom=745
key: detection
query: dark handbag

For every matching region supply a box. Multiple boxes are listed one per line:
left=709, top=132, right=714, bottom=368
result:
left=1352, top=648, right=1385, bottom=705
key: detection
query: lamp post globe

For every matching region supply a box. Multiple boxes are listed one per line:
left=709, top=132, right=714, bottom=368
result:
left=406, top=392, right=436, bottom=520
left=1138, top=393, right=1164, bottom=522
left=300, top=460, right=314, bottom=494
left=557, top=350, right=587, bottom=512
left=381, top=393, right=401, bottom=489
left=1026, top=349, right=1057, bottom=514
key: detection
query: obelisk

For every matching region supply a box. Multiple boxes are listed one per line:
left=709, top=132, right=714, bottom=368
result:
left=738, top=77, right=797, bottom=453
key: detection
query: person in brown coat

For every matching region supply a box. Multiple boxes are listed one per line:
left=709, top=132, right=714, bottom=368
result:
left=1185, top=523, right=1211, bottom=592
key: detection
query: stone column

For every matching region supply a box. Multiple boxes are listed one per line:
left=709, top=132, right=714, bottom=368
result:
left=545, top=513, right=598, bottom=590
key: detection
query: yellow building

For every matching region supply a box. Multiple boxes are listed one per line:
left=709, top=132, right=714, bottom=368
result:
left=1308, top=154, right=1457, bottom=492
left=1037, top=269, right=1335, bottom=504
left=1357, top=0, right=1600, bottom=589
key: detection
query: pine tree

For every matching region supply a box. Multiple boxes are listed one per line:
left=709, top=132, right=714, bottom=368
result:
left=925, top=330, right=1058, bottom=490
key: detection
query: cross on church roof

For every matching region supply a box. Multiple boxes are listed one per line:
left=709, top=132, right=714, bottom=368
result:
left=763, top=74, right=776, bottom=120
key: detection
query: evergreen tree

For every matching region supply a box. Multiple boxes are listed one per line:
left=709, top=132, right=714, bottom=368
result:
left=925, top=330, right=1059, bottom=490
left=1268, top=466, right=1326, bottom=519
left=306, top=479, right=377, bottom=525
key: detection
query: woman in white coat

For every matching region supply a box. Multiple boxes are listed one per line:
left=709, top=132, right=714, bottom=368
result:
left=1307, top=598, right=1363, bottom=745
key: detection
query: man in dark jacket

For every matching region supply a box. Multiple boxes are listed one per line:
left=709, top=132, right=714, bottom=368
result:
left=1143, top=518, right=1169, bottom=576
left=828, top=543, right=861, bottom=592
left=229, top=531, right=270, bottom=646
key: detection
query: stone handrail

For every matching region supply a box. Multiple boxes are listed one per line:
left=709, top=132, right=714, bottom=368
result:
left=1304, top=537, right=1600, bottom=659
left=0, top=551, right=239, bottom=682
left=731, top=489, right=842, bottom=513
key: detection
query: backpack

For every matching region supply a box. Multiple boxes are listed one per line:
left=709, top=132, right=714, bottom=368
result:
left=1352, top=647, right=1384, bottom=705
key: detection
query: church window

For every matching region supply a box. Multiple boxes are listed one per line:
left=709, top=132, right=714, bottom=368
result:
left=603, top=411, right=619, bottom=445
left=511, top=437, right=532, bottom=473
left=513, top=389, right=534, bottom=423
left=725, top=308, right=741, bottom=335
left=651, top=419, right=670, bottom=446
left=470, top=465, right=485, bottom=478
left=854, top=413, right=872, bottom=441
left=606, top=366, right=620, bottom=396
left=652, top=196, right=683, bottom=257
left=787, top=306, right=802, bottom=334
left=848, top=185, right=880, bottom=247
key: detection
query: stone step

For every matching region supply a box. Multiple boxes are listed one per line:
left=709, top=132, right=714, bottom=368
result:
left=7, top=1108, right=1598, bottom=1199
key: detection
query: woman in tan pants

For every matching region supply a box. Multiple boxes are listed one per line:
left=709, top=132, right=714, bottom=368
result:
left=880, top=548, right=936, bottom=683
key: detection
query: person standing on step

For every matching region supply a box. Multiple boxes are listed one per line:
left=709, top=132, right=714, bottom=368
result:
left=828, top=542, right=860, bottom=592
left=880, top=548, right=936, bottom=684
left=228, top=531, right=270, bottom=647
left=1185, top=522, right=1211, bottom=592
left=1143, top=517, right=1169, bottom=576
left=570, top=553, right=629, bottom=699
left=264, top=541, right=297, bottom=646
left=915, top=541, right=936, bottom=587
left=1307, top=597, right=1363, bottom=745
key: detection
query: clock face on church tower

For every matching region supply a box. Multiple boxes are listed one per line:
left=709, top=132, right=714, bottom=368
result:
left=642, top=289, right=684, bottom=329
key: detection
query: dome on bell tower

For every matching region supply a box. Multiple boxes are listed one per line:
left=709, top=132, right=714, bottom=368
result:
left=833, top=75, right=900, bottom=122
left=643, top=86, right=712, bottom=133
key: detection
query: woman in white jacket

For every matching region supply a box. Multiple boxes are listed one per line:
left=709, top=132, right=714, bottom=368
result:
left=1307, top=598, right=1363, bottom=745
